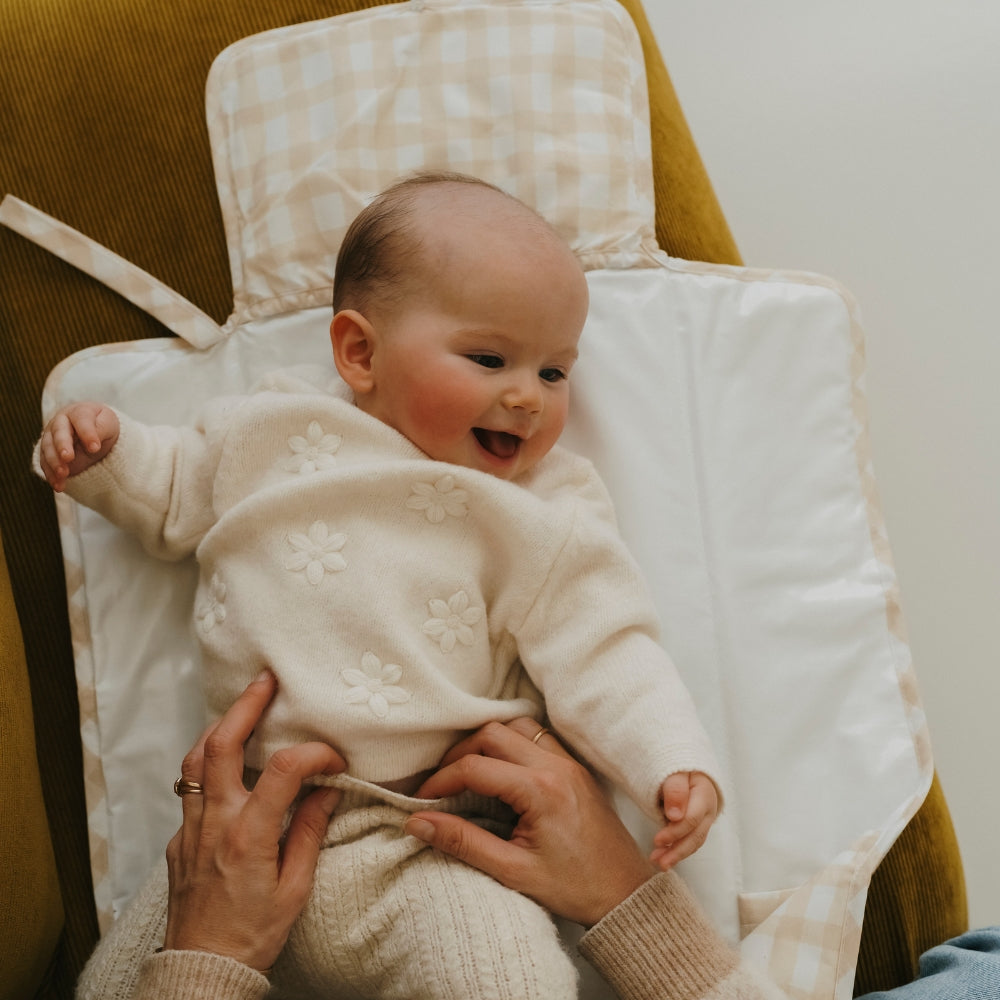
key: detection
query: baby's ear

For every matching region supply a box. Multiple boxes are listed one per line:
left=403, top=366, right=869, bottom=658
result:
left=330, top=310, right=376, bottom=394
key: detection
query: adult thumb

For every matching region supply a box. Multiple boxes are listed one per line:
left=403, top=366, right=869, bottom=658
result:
left=405, top=812, right=513, bottom=883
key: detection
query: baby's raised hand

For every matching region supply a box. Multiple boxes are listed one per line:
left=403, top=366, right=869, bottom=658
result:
left=650, top=771, right=719, bottom=871
left=39, top=402, right=119, bottom=492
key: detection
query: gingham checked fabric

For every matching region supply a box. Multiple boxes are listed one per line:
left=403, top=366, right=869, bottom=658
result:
left=737, top=832, right=886, bottom=1000
left=207, top=0, right=659, bottom=328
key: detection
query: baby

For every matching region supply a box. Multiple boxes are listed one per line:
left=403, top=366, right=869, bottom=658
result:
left=40, top=173, right=721, bottom=999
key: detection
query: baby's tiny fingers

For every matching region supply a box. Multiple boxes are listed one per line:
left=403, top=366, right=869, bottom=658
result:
left=653, top=825, right=682, bottom=848
left=68, top=410, right=104, bottom=452
left=650, top=828, right=707, bottom=871
left=39, top=434, right=68, bottom=486
left=47, top=415, right=77, bottom=461
left=661, top=772, right=691, bottom=823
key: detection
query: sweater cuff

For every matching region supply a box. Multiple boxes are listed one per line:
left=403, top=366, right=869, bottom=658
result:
left=579, top=871, right=741, bottom=1000
left=133, top=950, right=270, bottom=1000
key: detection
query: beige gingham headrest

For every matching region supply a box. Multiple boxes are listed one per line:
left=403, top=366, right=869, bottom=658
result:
left=206, top=0, right=658, bottom=327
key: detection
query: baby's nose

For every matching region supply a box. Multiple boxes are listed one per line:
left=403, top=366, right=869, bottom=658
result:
left=503, top=372, right=542, bottom=412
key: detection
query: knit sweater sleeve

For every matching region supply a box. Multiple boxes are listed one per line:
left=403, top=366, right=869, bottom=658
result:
left=515, top=465, right=722, bottom=818
left=132, top=951, right=270, bottom=1000
left=579, top=873, right=787, bottom=1000
left=56, top=409, right=220, bottom=561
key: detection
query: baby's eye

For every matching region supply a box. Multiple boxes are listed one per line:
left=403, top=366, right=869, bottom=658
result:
left=539, top=367, right=567, bottom=383
left=468, top=354, right=504, bottom=369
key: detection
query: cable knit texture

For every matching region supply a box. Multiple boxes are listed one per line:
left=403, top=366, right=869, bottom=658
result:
left=85, top=866, right=785, bottom=1000
left=77, top=860, right=268, bottom=1000
left=278, top=792, right=578, bottom=998
left=76, top=860, right=169, bottom=1000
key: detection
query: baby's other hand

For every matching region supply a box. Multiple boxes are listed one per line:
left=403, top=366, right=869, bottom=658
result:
left=650, top=771, right=719, bottom=872
left=39, top=403, right=119, bottom=491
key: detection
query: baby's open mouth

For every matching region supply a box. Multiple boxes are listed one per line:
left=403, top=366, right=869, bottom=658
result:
left=474, top=428, right=520, bottom=459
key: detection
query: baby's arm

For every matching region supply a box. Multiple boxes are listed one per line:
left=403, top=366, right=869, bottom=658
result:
left=649, top=771, right=719, bottom=872
left=38, top=402, right=120, bottom=492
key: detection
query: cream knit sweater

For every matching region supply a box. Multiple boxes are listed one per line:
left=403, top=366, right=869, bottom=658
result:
left=61, top=374, right=718, bottom=816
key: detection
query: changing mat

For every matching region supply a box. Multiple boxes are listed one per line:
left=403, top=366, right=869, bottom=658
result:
left=2, top=1, right=931, bottom=997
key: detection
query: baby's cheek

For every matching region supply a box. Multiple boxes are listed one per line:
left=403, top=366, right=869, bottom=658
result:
left=405, top=381, right=480, bottom=439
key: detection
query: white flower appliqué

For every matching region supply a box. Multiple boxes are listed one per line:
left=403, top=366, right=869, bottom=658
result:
left=195, top=573, right=227, bottom=633
left=423, top=590, right=484, bottom=652
left=285, top=521, right=347, bottom=584
left=342, top=652, right=411, bottom=719
left=407, top=475, right=469, bottom=523
left=285, top=421, right=341, bottom=474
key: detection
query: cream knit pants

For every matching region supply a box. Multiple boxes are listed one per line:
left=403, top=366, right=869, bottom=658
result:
left=77, top=783, right=578, bottom=1000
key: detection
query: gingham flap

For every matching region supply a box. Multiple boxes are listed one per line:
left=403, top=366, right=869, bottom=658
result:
left=207, top=0, right=658, bottom=330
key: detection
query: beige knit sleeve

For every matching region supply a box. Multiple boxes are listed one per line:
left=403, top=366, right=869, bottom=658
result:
left=514, top=488, right=722, bottom=817
left=132, top=950, right=270, bottom=1000
left=60, top=410, right=218, bottom=561
left=578, top=872, right=786, bottom=1000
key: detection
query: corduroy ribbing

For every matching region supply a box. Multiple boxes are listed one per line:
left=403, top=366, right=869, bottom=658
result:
left=613, top=0, right=743, bottom=266
left=853, top=773, right=969, bottom=995
left=0, top=527, right=64, bottom=1000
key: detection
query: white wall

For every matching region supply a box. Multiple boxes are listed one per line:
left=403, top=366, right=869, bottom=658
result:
left=642, top=1, right=999, bottom=929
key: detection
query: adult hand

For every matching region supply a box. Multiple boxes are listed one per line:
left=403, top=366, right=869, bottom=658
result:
left=404, top=719, right=654, bottom=928
left=163, top=670, right=346, bottom=973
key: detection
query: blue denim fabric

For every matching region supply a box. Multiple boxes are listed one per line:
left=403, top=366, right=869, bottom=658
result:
left=857, top=927, right=1000, bottom=999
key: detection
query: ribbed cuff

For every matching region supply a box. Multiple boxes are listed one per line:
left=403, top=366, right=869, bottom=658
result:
left=133, top=950, right=270, bottom=1000
left=579, top=871, right=741, bottom=1000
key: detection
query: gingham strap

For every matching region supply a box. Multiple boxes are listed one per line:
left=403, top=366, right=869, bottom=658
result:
left=0, top=195, right=225, bottom=348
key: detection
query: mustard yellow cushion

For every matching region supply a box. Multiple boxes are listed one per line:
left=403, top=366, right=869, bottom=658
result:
left=0, top=527, right=64, bottom=1000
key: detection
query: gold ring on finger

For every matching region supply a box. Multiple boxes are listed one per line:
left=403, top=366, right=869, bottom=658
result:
left=173, top=777, right=205, bottom=796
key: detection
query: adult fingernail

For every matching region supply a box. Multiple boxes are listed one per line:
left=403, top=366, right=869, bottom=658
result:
left=405, top=818, right=435, bottom=842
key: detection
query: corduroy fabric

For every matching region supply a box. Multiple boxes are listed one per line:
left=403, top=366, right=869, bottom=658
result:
left=853, top=773, right=969, bottom=995
left=613, top=0, right=742, bottom=267
left=0, top=1, right=965, bottom=996
left=0, top=527, right=64, bottom=1000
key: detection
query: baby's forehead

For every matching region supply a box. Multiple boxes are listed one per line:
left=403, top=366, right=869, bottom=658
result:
left=411, top=183, right=553, bottom=243
left=401, top=182, right=585, bottom=310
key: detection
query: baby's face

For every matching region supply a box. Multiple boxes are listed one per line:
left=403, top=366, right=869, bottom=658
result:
left=359, top=209, right=588, bottom=480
